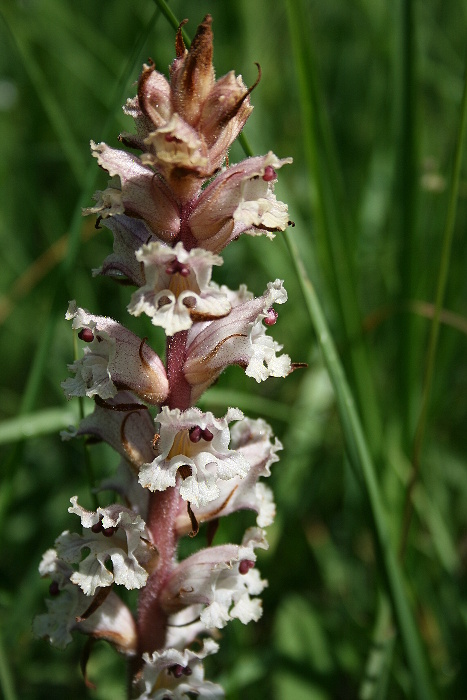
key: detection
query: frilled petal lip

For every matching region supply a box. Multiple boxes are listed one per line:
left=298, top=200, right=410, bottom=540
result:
left=143, top=114, right=209, bottom=173
left=138, top=638, right=223, bottom=700
left=174, top=417, right=281, bottom=535
left=55, top=497, right=154, bottom=596
left=138, top=407, right=250, bottom=508
left=128, top=242, right=232, bottom=336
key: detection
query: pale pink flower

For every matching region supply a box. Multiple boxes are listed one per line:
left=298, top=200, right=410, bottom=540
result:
left=128, top=242, right=231, bottom=335
left=136, top=639, right=223, bottom=700
left=188, top=152, right=292, bottom=252
left=174, top=417, right=281, bottom=535
left=84, top=141, right=180, bottom=243
left=55, top=497, right=155, bottom=596
left=184, top=279, right=292, bottom=401
left=34, top=549, right=137, bottom=655
left=138, top=406, right=250, bottom=507
left=160, top=527, right=268, bottom=629
left=62, top=302, right=169, bottom=405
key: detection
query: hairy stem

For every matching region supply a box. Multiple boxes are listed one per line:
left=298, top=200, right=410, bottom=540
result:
left=137, top=330, right=191, bottom=656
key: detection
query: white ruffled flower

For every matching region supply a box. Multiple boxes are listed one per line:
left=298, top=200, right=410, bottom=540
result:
left=136, top=638, right=224, bottom=700
left=184, top=279, right=292, bottom=400
left=83, top=141, right=181, bottom=243
left=161, top=528, right=268, bottom=629
left=174, top=417, right=281, bottom=535
left=128, top=242, right=231, bottom=336
left=244, top=317, right=291, bottom=381
left=61, top=302, right=168, bottom=404
left=189, top=152, right=292, bottom=252
left=55, top=497, right=155, bottom=596
left=33, top=549, right=137, bottom=654
left=138, top=407, right=250, bottom=508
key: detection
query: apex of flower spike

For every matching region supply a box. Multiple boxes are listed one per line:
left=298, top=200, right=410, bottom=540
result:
left=170, top=16, right=215, bottom=126
left=125, top=15, right=255, bottom=198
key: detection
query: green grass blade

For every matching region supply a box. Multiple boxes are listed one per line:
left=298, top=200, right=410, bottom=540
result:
left=359, top=595, right=395, bottom=700
left=285, top=229, right=437, bottom=700
left=285, top=0, right=382, bottom=454
left=399, top=46, right=467, bottom=557
left=0, top=407, right=79, bottom=445
left=0, top=6, right=87, bottom=184
left=393, top=0, right=419, bottom=444
left=0, top=627, right=17, bottom=700
left=0, top=7, right=162, bottom=531
left=151, top=0, right=191, bottom=46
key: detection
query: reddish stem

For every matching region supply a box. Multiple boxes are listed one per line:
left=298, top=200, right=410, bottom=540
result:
left=166, top=330, right=191, bottom=410
left=136, top=330, right=192, bottom=657
left=136, top=487, right=179, bottom=655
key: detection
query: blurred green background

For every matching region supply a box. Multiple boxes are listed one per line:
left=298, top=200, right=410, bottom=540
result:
left=1, top=0, right=467, bottom=698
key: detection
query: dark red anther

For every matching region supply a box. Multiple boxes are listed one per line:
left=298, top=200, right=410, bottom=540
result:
left=91, top=519, right=103, bottom=533
left=201, top=428, right=213, bottom=442
left=165, top=134, right=177, bottom=142
left=102, top=526, right=118, bottom=537
left=189, top=426, right=202, bottom=443
left=239, top=559, right=255, bottom=575
left=78, top=328, right=94, bottom=342
left=262, top=165, right=277, bottom=182
left=264, top=308, right=278, bottom=326
left=183, top=666, right=192, bottom=676
left=49, top=580, right=60, bottom=596
left=169, top=664, right=185, bottom=678
left=166, top=259, right=191, bottom=276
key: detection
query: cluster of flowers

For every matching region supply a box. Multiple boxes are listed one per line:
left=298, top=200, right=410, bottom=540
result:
left=35, top=16, right=294, bottom=698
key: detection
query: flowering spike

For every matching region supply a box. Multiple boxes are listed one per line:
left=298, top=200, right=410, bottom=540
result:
left=36, top=17, right=296, bottom=698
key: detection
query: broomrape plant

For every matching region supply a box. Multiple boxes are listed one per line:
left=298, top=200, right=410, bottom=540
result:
left=35, top=16, right=296, bottom=698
